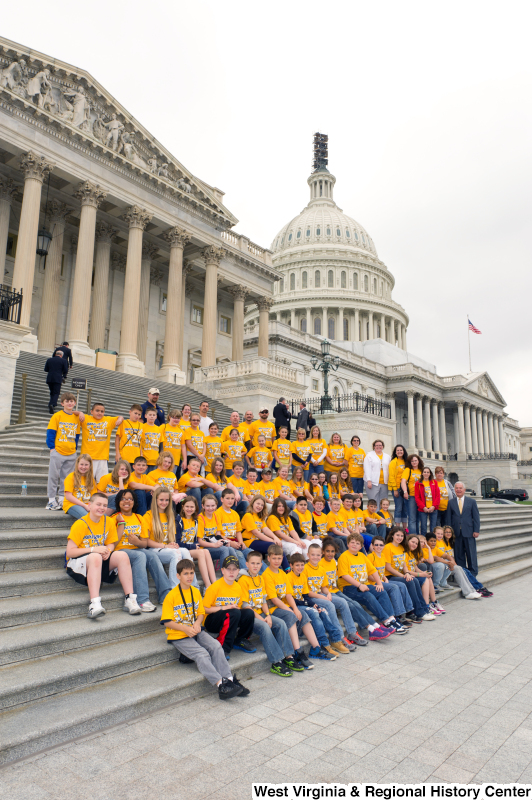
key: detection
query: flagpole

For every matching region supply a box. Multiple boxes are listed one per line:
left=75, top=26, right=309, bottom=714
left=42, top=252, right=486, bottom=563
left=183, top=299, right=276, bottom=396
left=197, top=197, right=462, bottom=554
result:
left=467, top=314, right=472, bottom=373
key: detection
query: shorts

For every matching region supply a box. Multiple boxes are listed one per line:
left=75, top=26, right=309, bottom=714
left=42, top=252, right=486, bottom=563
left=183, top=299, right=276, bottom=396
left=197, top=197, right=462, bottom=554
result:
left=66, top=554, right=118, bottom=586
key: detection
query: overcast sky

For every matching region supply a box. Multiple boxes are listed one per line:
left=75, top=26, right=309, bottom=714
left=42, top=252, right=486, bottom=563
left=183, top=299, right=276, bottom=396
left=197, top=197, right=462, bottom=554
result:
left=4, top=1, right=531, bottom=424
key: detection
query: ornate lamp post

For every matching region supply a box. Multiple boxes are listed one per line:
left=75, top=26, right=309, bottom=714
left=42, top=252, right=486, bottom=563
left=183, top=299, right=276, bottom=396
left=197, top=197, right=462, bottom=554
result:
left=310, top=338, right=340, bottom=413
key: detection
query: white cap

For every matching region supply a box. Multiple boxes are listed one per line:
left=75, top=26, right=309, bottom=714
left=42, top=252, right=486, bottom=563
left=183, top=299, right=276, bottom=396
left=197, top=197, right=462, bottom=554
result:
left=149, top=387, right=160, bottom=394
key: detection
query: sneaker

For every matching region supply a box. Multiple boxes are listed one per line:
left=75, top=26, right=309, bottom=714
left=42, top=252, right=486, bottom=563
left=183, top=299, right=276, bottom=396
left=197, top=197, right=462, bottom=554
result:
left=406, top=612, right=423, bottom=624
left=139, top=601, right=157, bottom=613
left=232, top=675, right=250, bottom=696
left=124, top=594, right=141, bottom=615
left=439, top=583, right=451, bottom=589
left=55, top=498, right=65, bottom=510
left=429, top=603, right=442, bottom=616
left=399, top=616, right=413, bottom=628
left=331, top=640, right=351, bottom=654
left=465, top=592, right=482, bottom=600
left=480, top=588, right=493, bottom=597
left=294, top=648, right=314, bottom=670
left=88, top=598, right=105, bottom=619
left=434, top=602, right=446, bottom=613
left=233, top=639, right=257, bottom=653
left=218, top=677, right=243, bottom=700
left=381, top=623, right=396, bottom=635
left=421, top=612, right=436, bottom=620
left=342, top=637, right=357, bottom=651
left=345, top=632, right=367, bottom=646
left=45, top=500, right=57, bottom=510
left=283, top=655, right=304, bottom=672
left=271, top=661, right=293, bottom=677
left=368, top=626, right=393, bottom=641
left=309, top=646, right=337, bottom=661
left=390, top=620, right=409, bottom=635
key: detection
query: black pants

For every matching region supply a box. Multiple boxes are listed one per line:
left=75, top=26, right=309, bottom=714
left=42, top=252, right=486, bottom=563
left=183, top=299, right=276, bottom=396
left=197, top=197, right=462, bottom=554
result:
left=204, top=607, right=255, bottom=654
left=48, top=382, right=62, bottom=408
left=454, top=533, right=478, bottom=576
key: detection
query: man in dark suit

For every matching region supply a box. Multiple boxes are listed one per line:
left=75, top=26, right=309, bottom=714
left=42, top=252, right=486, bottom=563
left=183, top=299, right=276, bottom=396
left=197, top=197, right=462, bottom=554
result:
left=448, top=481, right=480, bottom=575
left=44, top=351, right=68, bottom=413
left=296, top=402, right=310, bottom=437
left=55, top=341, right=73, bottom=371
left=273, top=397, right=291, bottom=437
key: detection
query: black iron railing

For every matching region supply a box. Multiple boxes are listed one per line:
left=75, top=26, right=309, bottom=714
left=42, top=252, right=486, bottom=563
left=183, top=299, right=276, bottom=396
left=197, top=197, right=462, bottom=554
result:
left=0, top=285, right=23, bottom=323
left=448, top=453, right=517, bottom=461
left=290, top=393, right=392, bottom=419
left=518, top=460, right=532, bottom=466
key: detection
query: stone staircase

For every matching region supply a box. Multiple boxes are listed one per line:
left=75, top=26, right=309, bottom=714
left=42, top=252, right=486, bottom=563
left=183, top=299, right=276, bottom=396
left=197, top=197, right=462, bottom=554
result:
left=1, top=422, right=532, bottom=766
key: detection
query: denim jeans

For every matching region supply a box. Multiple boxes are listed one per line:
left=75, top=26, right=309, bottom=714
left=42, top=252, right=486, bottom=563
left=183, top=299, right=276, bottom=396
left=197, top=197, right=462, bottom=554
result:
left=419, top=509, right=438, bottom=534
left=333, top=591, right=374, bottom=630
left=66, top=506, right=87, bottom=520
left=309, top=463, right=326, bottom=477
left=154, top=547, right=199, bottom=588
left=298, top=605, right=328, bottom=648
left=252, top=613, right=293, bottom=662
left=327, top=533, right=347, bottom=553
left=200, top=544, right=232, bottom=570
left=350, top=477, right=364, bottom=494
left=186, top=487, right=202, bottom=505
left=308, top=597, right=344, bottom=641
left=106, top=494, right=117, bottom=512
left=431, top=561, right=451, bottom=588
left=463, top=567, right=483, bottom=591
left=393, top=493, right=408, bottom=524
left=342, top=584, right=394, bottom=622
left=244, top=539, right=289, bottom=569
left=388, top=575, right=429, bottom=616
left=436, top=508, right=450, bottom=527
left=382, top=581, right=412, bottom=615
left=407, top=496, right=419, bottom=534
left=133, top=490, right=148, bottom=515
left=125, top=548, right=172, bottom=604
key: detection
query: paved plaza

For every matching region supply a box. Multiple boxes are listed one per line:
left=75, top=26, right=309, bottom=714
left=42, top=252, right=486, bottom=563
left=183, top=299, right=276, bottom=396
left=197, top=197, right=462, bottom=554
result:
left=3, top=575, right=532, bottom=799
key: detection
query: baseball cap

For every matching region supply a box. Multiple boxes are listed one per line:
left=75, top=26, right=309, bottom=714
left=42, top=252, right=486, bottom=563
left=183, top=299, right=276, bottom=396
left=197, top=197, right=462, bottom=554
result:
left=222, top=555, right=240, bottom=569
left=149, top=387, right=160, bottom=394
left=259, top=407, right=269, bottom=413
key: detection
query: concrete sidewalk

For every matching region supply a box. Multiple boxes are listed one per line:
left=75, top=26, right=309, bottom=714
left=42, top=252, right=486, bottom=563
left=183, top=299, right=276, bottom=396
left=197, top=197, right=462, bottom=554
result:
left=2, top=574, right=532, bottom=799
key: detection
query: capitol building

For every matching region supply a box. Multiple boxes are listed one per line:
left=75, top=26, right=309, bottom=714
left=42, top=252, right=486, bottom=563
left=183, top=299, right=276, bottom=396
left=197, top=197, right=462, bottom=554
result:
left=0, top=36, right=526, bottom=495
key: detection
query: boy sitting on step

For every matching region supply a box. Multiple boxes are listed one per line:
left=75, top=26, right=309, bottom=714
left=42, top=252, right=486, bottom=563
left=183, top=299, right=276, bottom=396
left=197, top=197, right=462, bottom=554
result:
left=46, top=392, right=84, bottom=511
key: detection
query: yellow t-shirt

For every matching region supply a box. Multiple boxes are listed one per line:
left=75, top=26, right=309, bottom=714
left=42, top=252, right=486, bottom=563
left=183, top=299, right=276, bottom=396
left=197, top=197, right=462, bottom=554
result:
left=377, top=453, right=384, bottom=484
left=340, top=507, right=360, bottom=533
left=422, top=480, right=434, bottom=507
left=205, top=472, right=228, bottom=491
left=130, top=473, right=154, bottom=490
left=378, top=511, right=393, bottom=529
left=404, top=551, right=419, bottom=572
left=243, top=479, right=262, bottom=499
left=116, top=420, right=143, bottom=463
left=290, top=441, right=313, bottom=467
left=48, top=411, right=80, bottom=456
left=347, top=447, right=366, bottom=478
left=309, top=483, right=325, bottom=500
left=272, top=476, right=293, bottom=499
left=292, top=508, right=313, bottom=537
left=247, top=420, right=276, bottom=449
left=405, top=468, right=422, bottom=496
left=382, top=542, right=407, bottom=576
left=432, top=539, right=452, bottom=559
left=437, top=480, right=449, bottom=510
left=229, top=475, right=246, bottom=491
left=289, top=480, right=308, bottom=498
left=178, top=418, right=191, bottom=431
left=267, top=515, right=294, bottom=538
left=350, top=508, right=366, bottom=528
left=272, top=438, right=292, bottom=466
left=247, top=447, right=271, bottom=469
left=180, top=517, right=199, bottom=545
left=203, top=577, right=242, bottom=613
left=204, top=436, right=222, bottom=465
left=214, top=508, right=242, bottom=542
left=221, top=440, right=247, bottom=470
left=326, top=510, right=347, bottom=533
left=63, top=472, right=96, bottom=512
left=148, top=469, right=177, bottom=492
left=141, top=423, right=162, bottom=466
left=80, top=415, right=119, bottom=461
left=326, top=444, right=347, bottom=473
left=143, top=509, right=170, bottom=542
left=312, top=512, right=329, bottom=539
left=114, top=512, right=149, bottom=551
left=262, top=567, right=290, bottom=610
left=308, top=438, right=328, bottom=461
left=221, top=423, right=250, bottom=445
left=161, top=585, right=205, bottom=640
left=68, top=515, right=118, bottom=549
left=97, top=473, right=130, bottom=495
left=362, top=509, right=381, bottom=525
left=327, top=482, right=342, bottom=501
left=388, top=458, right=406, bottom=491
left=177, top=471, right=202, bottom=493
left=160, top=424, right=184, bottom=466
left=241, top=512, right=265, bottom=546
left=303, top=561, right=329, bottom=593
left=183, top=428, right=205, bottom=457
left=257, top=480, right=275, bottom=503
left=239, top=574, right=267, bottom=613
left=286, top=570, right=309, bottom=601
left=367, top=551, right=387, bottom=584
left=319, top=557, right=340, bottom=593
left=337, top=550, right=376, bottom=589
left=197, top=513, right=220, bottom=543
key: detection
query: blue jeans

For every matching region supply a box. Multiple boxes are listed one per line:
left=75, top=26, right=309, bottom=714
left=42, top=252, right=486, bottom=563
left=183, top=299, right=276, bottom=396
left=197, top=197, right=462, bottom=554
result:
left=186, top=487, right=202, bottom=505
left=431, top=561, right=451, bottom=588
left=436, top=508, right=450, bottom=527
left=309, top=463, right=326, bottom=477
left=351, top=477, right=364, bottom=494
left=308, top=597, right=344, bottom=641
left=297, top=605, right=328, bottom=648
left=342, top=584, right=394, bottom=622
left=106, top=494, right=117, bottom=511
left=154, top=547, right=199, bottom=588
left=146, top=465, right=157, bottom=473
left=407, top=496, right=419, bottom=534
left=252, top=613, right=294, bottom=662
left=199, top=544, right=232, bottom=570
left=388, top=575, right=429, bottom=617
left=133, top=490, right=149, bottom=515
left=382, top=581, right=413, bottom=615
left=125, top=548, right=172, bottom=605
left=393, top=493, right=408, bottom=524
left=333, top=591, right=374, bottom=630
left=66, top=506, right=87, bottom=520
left=419, top=509, right=438, bottom=534
left=463, top=567, right=483, bottom=591
left=246, top=539, right=289, bottom=570
left=327, top=533, right=347, bottom=553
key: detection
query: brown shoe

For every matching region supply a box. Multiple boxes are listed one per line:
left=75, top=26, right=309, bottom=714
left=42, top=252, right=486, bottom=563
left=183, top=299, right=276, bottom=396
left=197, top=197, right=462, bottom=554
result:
left=331, top=640, right=350, bottom=654
left=324, top=645, right=338, bottom=657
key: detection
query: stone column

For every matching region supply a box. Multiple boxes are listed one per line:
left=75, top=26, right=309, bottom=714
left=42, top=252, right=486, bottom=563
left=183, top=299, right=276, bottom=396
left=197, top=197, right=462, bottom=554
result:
left=423, top=398, right=432, bottom=452
left=257, top=296, right=274, bottom=358
left=406, top=390, right=416, bottom=450
left=354, top=308, right=360, bottom=342
left=493, top=415, right=500, bottom=454
left=322, top=306, right=328, bottom=337
left=498, top=417, right=505, bottom=454
left=0, top=178, right=17, bottom=282
left=229, top=285, right=247, bottom=362
left=464, top=403, right=473, bottom=454
left=338, top=307, right=344, bottom=340
left=306, top=307, right=311, bottom=334
left=432, top=400, right=440, bottom=454
left=136, top=241, right=159, bottom=364
left=402, top=325, right=407, bottom=351
left=477, top=408, right=485, bottom=454
left=482, top=411, right=490, bottom=457
left=201, top=246, right=224, bottom=367
left=12, top=152, right=54, bottom=337
left=488, top=413, right=495, bottom=455
left=456, top=401, right=466, bottom=456
left=116, top=206, right=152, bottom=375
left=68, top=181, right=107, bottom=364
left=416, top=394, right=424, bottom=451
left=37, top=200, right=72, bottom=355
left=470, top=406, right=478, bottom=454
left=453, top=409, right=459, bottom=455
left=379, top=312, right=385, bottom=340
left=290, top=309, right=295, bottom=329
left=88, top=221, right=118, bottom=353
left=439, top=402, right=446, bottom=454
left=158, top=227, right=190, bottom=382
left=179, top=261, right=192, bottom=367
left=0, top=320, right=33, bottom=430
left=368, top=310, right=374, bottom=340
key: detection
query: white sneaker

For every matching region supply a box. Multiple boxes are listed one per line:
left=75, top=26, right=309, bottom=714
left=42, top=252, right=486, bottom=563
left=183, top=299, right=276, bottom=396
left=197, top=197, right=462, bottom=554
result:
left=139, top=600, right=157, bottom=612
left=466, top=592, right=482, bottom=600
left=124, top=594, right=141, bottom=615
left=421, top=612, right=436, bottom=620
left=88, top=598, right=105, bottom=619
left=45, top=500, right=56, bottom=510
left=55, top=497, right=65, bottom=510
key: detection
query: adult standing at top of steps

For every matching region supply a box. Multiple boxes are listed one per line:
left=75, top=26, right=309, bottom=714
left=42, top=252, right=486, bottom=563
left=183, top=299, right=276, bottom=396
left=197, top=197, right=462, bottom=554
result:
left=198, top=400, right=213, bottom=436
left=448, top=482, right=480, bottom=576
left=44, top=351, right=68, bottom=413
left=141, top=388, right=165, bottom=426
left=55, top=341, right=73, bottom=372
left=364, top=439, right=391, bottom=508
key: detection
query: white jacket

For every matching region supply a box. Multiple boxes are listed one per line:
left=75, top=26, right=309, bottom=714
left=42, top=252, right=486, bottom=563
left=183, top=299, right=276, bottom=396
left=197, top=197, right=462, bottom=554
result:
left=364, top=451, right=391, bottom=485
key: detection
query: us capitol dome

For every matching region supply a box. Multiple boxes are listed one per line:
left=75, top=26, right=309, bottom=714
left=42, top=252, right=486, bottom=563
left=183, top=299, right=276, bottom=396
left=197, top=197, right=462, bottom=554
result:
left=245, top=135, right=409, bottom=349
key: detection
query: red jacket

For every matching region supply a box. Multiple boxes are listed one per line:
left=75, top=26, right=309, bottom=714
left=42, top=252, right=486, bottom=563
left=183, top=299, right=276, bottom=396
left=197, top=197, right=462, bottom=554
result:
left=414, top=480, right=441, bottom=512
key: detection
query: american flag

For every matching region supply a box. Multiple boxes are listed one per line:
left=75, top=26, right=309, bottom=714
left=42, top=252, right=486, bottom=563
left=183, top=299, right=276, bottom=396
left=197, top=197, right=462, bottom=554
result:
left=468, top=319, right=482, bottom=334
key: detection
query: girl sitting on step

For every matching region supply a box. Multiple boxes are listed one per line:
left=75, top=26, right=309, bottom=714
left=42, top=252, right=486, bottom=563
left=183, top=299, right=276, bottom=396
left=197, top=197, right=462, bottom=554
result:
left=442, top=526, right=492, bottom=597
left=424, top=527, right=484, bottom=599
left=144, top=486, right=197, bottom=588
left=176, top=496, right=216, bottom=587
left=97, top=460, right=132, bottom=514
left=63, top=453, right=97, bottom=520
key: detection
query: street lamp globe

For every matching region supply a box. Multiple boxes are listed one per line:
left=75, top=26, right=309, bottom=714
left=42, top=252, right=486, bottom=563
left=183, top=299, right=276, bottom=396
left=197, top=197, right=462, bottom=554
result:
left=321, top=339, right=331, bottom=357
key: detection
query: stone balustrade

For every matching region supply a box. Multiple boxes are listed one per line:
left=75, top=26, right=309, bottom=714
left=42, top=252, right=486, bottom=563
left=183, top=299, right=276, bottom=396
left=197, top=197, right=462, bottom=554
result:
left=194, top=356, right=299, bottom=385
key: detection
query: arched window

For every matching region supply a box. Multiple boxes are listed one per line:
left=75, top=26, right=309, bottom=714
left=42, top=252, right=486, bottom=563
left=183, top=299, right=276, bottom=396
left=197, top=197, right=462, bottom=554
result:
left=362, top=233, right=366, bottom=245
left=328, top=317, right=335, bottom=339
left=280, top=278, right=284, bottom=293
left=314, top=317, right=322, bottom=335
left=333, top=385, right=340, bottom=398
left=306, top=229, right=310, bottom=237
left=300, top=318, right=307, bottom=333
left=364, top=275, right=369, bottom=291
left=290, top=273, right=295, bottom=290
left=302, top=271, right=308, bottom=289
left=288, top=233, right=292, bottom=241
left=328, top=270, right=334, bottom=287
left=344, top=318, right=349, bottom=340
left=326, top=227, right=331, bottom=236
left=315, top=270, right=321, bottom=288
left=353, top=272, right=358, bottom=289
left=341, top=270, right=346, bottom=288
left=346, top=230, right=350, bottom=238
left=296, top=231, right=301, bottom=239
left=354, top=230, right=358, bottom=240
left=373, top=278, right=377, bottom=293
left=316, top=228, right=321, bottom=236
left=337, top=228, right=341, bottom=236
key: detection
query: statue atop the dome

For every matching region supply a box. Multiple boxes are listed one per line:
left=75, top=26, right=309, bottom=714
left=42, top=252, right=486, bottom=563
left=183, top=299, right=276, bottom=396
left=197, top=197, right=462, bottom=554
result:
left=312, top=132, right=328, bottom=172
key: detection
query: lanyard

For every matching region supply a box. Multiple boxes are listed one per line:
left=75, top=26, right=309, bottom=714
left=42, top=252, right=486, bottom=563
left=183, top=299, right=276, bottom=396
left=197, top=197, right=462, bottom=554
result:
left=178, top=584, right=196, bottom=623
left=82, top=515, right=106, bottom=544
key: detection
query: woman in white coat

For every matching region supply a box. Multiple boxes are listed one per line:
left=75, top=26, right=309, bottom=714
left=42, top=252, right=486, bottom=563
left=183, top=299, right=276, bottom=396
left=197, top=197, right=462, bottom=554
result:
left=363, top=439, right=391, bottom=507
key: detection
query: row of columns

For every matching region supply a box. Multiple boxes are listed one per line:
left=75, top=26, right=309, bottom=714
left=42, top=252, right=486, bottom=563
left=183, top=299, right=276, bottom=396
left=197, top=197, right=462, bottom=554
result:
left=405, top=392, right=506, bottom=456
left=3, top=151, right=274, bottom=376
left=280, top=306, right=407, bottom=348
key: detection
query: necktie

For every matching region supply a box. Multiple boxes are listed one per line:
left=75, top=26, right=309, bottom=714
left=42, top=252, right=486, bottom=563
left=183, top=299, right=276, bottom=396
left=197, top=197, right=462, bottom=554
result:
left=458, top=496, right=464, bottom=514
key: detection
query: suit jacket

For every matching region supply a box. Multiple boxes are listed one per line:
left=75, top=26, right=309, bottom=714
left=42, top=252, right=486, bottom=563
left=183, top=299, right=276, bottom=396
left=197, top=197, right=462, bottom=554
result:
left=273, top=403, right=291, bottom=429
left=296, top=408, right=310, bottom=432
left=44, top=356, right=68, bottom=384
left=448, top=495, right=480, bottom=538
left=55, top=345, right=73, bottom=368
